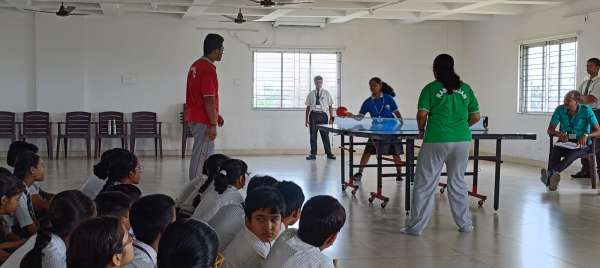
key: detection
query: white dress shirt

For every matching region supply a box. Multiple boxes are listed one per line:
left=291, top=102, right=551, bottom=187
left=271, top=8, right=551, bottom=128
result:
left=175, top=174, right=207, bottom=214
left=305, top=89, right=334, bottom=113
left=264, top=228, right=334, bottom=268
left=222, top=225, right=272, bottom=268
left=1, top=234, right=66, bottom=268
left=191, top=186, right=243, bottom=222
left=578, top=75, right=600, bottom=109
left=80, top=174, right=106, bottom=199
left=124, top=240, right=157, bottom=268
left=207, top=203, right=245, bottom=252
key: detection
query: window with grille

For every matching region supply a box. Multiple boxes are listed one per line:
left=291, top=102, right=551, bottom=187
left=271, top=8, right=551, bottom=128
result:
left=518, top=37, right=577, bottom=114
left=252, top=50, right=341, bottom=109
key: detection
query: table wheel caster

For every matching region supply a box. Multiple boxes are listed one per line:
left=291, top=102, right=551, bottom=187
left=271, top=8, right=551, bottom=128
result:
left=440, top=187, right=445, bottom=194
left=351, top=186, right=358, bottom=195
left=478, top=200, right=485, bottom=207
left=368, top=197, right=374, bottom=204
left=381, top=198, right=389, bottom=208
left=342, top=185, right=347, bottom=191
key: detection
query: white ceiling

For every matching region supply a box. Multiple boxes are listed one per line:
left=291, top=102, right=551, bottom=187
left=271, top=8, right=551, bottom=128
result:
left=0, top=0, right=575, bottom=24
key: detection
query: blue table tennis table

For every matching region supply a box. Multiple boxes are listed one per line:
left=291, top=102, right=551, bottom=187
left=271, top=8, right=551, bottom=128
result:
left=318, top=116, right=537, bottom=212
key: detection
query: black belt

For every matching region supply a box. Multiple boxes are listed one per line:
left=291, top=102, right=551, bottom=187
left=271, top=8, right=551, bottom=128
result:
left=311, top=111, right=327, bottom=114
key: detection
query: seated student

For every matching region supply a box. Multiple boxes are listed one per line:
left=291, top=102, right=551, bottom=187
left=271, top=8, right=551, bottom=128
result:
left=18, top=190, right=96, bottom=268
left=541, top=90, right=600, bottom=191
left=264, top=195, right=346, bottom=268
left=191, top=159, right=247, bottom=222
left=67, top=216, right=135, bottom=268
left=95, top=191, right=134, bottom=232
left=81, top=148, right=128, bottom=199
left=107, top=184, right=142, bottom=202
left=0, top=169, right=26, bottom=262
left=176, top=154, right=229, bottom=217
left=223, top=187, right=285, bottom=268
left=125, top=194, right=176, bottom=268
left=11, top=151, right=46, bottom=237
left=209, top=175, right=279, bottom=252
left=100, top=150, right=142, bottom=194
left=6, top=141, right=38, bottom=170
left=157, top=218, right=220, bottom=268
left=276, top=181, right=305, bottom=230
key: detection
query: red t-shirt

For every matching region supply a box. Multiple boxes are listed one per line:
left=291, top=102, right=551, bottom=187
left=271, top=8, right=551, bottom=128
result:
left=185, top=58, right=219, bottom=125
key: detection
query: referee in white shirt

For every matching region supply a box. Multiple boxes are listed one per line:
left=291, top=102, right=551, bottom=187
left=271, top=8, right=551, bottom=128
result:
left=574, top=58, right=600, bottom=178
left=305, top=76, right=336, bottom=160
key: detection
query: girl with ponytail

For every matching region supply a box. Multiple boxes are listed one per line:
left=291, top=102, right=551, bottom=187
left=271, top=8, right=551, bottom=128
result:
left=18, top=190, right=95, bottom=268
left=80, top=148, right=128, bottom=199
left=191, top=159, right=247, bottom=222
left=100, top=150, right=142, bottom=194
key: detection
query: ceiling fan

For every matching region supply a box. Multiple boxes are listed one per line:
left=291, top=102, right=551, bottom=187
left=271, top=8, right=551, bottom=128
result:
left=24, top=2, right=88, bottom=16
left=221, top=8, right=248, bottom=24
left=249, top=0, right=313, bottom=8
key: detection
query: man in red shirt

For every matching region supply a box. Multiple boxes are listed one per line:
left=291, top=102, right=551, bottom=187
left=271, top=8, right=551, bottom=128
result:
left=186, top=33, right=225, bottom=181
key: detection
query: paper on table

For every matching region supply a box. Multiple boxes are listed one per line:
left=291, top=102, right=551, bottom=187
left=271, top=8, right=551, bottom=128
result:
left=555, top=141, right=581, bottom=150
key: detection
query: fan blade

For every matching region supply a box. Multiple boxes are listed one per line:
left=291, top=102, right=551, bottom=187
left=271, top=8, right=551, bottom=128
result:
left=66, top=6, right=76, bottom=12
left=277, top=1, right=313, bottom=5
left=248, top=0, right=261, bottom=3
left=70, top=13, right=89, bottom=15
left=222, top=15, right=236, bottom=21
left=23, top=9, right=56, bottom=13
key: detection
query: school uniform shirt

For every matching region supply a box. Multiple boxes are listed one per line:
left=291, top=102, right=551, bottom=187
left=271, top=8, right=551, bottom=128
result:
left=14, top=184, right=36, bottom=228
left=186, top=57, right=219, bottom=125
left=125, top=240, right=157, bottom=268
left=417, top=81, right=479, bottom=144
left=222, top=225, right=272, bottom=268
left=550, top=104, right=598, bottom=145
left=191, top=186, right=243, bottom=222
left=359, top=93, right=399, bottom=118
left=80, top=174, right=106, bottom=199
left=578, top=75, right=600, bottom=109
left=175, top=174, right=208, bottom=214
left=207, top=203, right=245, bottom=252
left=305, top=89, right=334, bottom=113
left=264, top=228, right=333, bottom=268
left=1, top=233, right=66, bottom=268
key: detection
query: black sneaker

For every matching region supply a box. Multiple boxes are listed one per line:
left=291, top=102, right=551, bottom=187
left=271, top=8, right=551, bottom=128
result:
left=353, top=172, right=362, bottom=182
left=306, top=155, right=316, bottom=160
left=327, top=154, right=336, bottom=160
left=571, top=171, right=590, bottom=178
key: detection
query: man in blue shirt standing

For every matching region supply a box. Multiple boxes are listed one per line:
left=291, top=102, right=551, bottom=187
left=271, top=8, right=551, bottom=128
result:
left=542, top=90, right=600, bottom=191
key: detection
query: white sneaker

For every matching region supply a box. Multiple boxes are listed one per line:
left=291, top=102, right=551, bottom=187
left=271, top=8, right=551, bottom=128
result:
left=549, top=173, right=561, bottom=191
left=540, top=169, right=548, bottom=186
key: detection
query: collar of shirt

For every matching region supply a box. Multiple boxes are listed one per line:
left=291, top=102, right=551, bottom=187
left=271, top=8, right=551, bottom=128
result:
left=370, top=93, right=384, bottom=100
left=201, top=56, right=216, bottom=67
left=242, top=225, right=272, bottom=258
left=133, top=240, right=158, bottom=265
left=587, top=75, right=599, bottom=82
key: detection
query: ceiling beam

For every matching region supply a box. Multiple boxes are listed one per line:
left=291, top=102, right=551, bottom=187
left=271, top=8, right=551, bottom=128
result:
left=329, top=0, right=407, bottom=23
left=407, top=0, right=503, bottom=23
left=254, top=8, right=293, bottom=22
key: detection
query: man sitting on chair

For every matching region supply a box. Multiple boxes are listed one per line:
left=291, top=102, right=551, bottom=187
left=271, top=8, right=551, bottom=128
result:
left=542, top=90, right=600, bottom=191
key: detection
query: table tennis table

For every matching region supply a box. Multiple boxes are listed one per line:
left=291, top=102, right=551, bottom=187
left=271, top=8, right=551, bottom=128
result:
left=317, top=116, right=537, bottom=212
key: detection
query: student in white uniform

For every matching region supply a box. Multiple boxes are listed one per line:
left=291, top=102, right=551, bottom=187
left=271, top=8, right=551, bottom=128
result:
left=95, top=191, right=134, bottom=232
left=17, top=190, right=95, bottom=268
left=176, top=154, right=229, bottom=217
left=11, top=147, right=54, bottom=215
left=0, top=170, right=26, bottom=262
left=67, top=216, right=135, bottom=268
left=126, top=194, right=176, bottom=268
left=157, top=219, right=220, bottom=268
left=265, top=195, right=347, bottom=268
left=99, top=150, right=142, bottom=194
left=191, top=159, right=247, bottom=222
left=276, top=181, right=305, bottom=230
left=223, top=187, right=285, bottom=268
left=209, top=175, right=279, bottom=252
left=80, top=148, right=127, bottom=199
left=11, top=151, right=46, bottom=237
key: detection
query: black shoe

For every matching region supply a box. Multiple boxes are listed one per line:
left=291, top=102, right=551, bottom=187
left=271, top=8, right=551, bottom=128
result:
left=327, top=154, right=336, bottom=160
left=353, top=172, right=362, bottom=182
left=571, top=171, right=590, bottom=178
left=306, top=155, right=316, bottom=160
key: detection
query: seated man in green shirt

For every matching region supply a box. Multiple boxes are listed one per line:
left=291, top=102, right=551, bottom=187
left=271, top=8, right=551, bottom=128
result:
left=542, top=90, right=600, bottom=191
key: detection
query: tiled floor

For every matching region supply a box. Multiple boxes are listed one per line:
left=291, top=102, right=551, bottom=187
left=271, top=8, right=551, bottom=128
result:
left=19, top=154, right=600, bottom=268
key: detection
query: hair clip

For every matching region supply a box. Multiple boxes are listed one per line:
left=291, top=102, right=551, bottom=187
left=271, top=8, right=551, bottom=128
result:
left=220, top=170, right=227, bottom=176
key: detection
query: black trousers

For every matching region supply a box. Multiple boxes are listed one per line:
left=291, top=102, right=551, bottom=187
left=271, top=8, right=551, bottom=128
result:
left=309, top=111, right=332, bottom=155
left=580, top=109, right=600, bottom=173
left=550, top=146, right=592, bottom=173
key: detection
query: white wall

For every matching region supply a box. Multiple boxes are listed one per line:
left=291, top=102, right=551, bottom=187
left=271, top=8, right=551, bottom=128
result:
left=0, top=12, right=463, bottom=154
left=462, top=7, right=600, bottom=163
